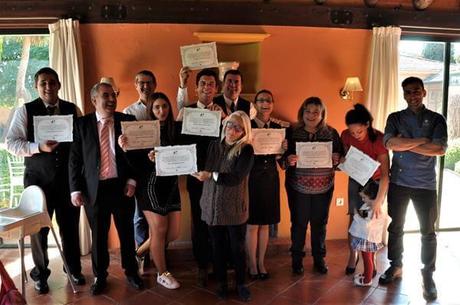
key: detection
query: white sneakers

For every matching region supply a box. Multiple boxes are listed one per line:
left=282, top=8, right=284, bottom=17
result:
left=353, top=273, right=372, bottom=287
left=157, top=271, right=180, bottom=289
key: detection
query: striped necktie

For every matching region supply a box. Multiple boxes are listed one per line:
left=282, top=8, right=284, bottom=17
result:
left=99, top=118, right=115, bottom=179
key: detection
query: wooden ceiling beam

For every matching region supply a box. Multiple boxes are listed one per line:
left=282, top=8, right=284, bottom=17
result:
left=0, top=1, right=459, bottom=29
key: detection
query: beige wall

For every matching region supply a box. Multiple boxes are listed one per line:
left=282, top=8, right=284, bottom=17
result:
left=79, top=23, right=371, bottom=247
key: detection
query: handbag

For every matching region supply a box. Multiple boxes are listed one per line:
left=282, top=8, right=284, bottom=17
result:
left=0, top=260, right=27, bottom=305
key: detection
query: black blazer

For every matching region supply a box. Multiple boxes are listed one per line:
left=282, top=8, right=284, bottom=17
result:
left=68, top=111, right=136, bottom=206
left=213, top=95, right=251, bottom=117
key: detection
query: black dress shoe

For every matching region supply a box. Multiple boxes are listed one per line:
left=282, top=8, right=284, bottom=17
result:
left=379, top=266, right=402, bottom=285
left=258, top=272, right=270, bottom=280
left=345, top=256, right=359, bottom=275
left=292, top=266, right=304, bottom=275
left=127, top=274, right=144, bottom=290
left=248, top=271, right=259, bottom=280
left=70, top=273, right=86, bottom=285
left=292, top=258, right=304, bottom=275
left=422, top=272, right=437, bottom=301
left=237, top=285, right=251, bottom=302
left=313, top=258, right=328, bottom=274
left=90, top=278, right=107, bottom=295
left=34, top=279, right=49, bottom=294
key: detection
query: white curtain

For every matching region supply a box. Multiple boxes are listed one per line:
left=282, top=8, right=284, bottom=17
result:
left=366, top=26, right=401, bottom=131
left=48, top=19, right=85, bottom=112
left=49, top=19, right=91, bottom=255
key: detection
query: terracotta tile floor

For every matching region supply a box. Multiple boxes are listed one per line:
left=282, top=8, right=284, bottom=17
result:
left=1, top=232, right=459, bottom=305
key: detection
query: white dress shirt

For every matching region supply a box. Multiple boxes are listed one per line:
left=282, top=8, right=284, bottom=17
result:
left=6, top=100, right=82, bottom=157
left=122, top=100, right=150, bottom=120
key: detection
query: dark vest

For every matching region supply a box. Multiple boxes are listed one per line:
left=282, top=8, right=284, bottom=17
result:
left=24, top=98, right=78, bottom=186
left=213, top=95, right=251, bottom=117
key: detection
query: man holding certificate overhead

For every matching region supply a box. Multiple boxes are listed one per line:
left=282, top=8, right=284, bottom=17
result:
left=177, top=67, right=256, bottom=119
left=177, top=68, right=223, bottom=287
left=283, top=97, right=343, bottom=276
left=6, top=67, right=84, bottom=294
left=379, top=77, right=447, bottom=302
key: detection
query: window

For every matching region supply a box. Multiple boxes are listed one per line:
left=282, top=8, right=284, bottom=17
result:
left=399, top=38, right=460, bottom=231
left=0, top=34, right=49, bottom=209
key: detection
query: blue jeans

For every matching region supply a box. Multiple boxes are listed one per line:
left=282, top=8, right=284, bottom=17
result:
left=387, top=183, right=438, bottom=273
left=134, top=198, right=149, bottom=247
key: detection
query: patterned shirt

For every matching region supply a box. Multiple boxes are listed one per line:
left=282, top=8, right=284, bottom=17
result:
left=285, top=124, right=343, bottom=194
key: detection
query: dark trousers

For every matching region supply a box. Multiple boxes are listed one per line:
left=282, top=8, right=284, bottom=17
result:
left=209, top=224, right=247, bottom=285
left=387, top=183, right=438, bottom=273
left=28, top=179, right=81, bottom=281
left=187, top=176, right=211, bottom=269
left=84, top=179, right=138, bottom=279
left=286, top=185, right=333, bottom=261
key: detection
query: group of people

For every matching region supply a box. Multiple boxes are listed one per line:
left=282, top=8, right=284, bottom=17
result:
left=5, top=65, right=446, bottom=302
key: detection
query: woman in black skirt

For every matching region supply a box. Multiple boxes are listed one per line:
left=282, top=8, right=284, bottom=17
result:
left=119, top=92, right=181, bottom=289
left=246, top=89, right=286, bottom=280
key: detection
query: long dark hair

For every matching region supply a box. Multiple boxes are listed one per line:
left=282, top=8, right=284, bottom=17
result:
left=147, top=92, right=175, bottom=144
left=345, top=103, right=377, bottom=142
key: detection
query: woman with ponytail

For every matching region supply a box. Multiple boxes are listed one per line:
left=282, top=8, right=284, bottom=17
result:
left=341, top=103, right=389, bottom=281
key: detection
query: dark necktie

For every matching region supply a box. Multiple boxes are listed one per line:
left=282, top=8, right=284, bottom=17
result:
left=230, top=102, right=235, bottom=113
left=263, top=123, right=269, bottom=129
left=47, top=106, right=56, bottom=115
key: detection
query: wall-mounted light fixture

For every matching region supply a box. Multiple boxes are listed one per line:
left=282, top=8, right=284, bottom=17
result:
left=339, top=77, right=363, bottom=101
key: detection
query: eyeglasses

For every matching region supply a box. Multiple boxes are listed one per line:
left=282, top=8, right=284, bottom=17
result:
left=226, top=121, right=244, bottom=133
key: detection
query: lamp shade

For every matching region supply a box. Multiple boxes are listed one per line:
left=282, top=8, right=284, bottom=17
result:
left=343, top=77, right=363, bottom=92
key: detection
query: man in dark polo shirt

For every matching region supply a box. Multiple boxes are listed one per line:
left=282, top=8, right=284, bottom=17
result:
left=379, top=76, right=447, bottom=301
left=6, top=67, right=84, bottom=294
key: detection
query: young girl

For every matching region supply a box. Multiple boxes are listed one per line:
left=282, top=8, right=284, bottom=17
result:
left=350, top=181, right=387, bottom=287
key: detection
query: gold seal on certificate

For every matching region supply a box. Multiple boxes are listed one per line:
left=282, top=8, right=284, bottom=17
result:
left=338, top=146, right=380, bottom=186
left=251, top=128, right=285, bottom=155
left=180, top=42, right=219, bottom=70
left=33, top=115, right=73, bottom=143
left=181, top=107, right=221, bottom=137
left=296, top=141, right=333, bottom=168
left=121, top=120, right=160, bottom=150
left=155, top=144, right=197, bottom=176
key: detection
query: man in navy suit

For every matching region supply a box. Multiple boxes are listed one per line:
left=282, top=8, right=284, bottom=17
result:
left=69, top=82, right=143, bottom=295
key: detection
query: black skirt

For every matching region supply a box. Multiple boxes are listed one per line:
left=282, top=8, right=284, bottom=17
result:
left=247, top=157, right=280, bottom=225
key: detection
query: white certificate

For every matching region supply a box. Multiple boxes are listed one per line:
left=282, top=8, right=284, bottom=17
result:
left=181, top=107, right=221, bottom=137
left=338, top=146, right=380, bottom=186
left=121, top=120, right=160, bottom=150
left=155, top=144, right=197, bottom=176
left=33, top=115, right=73, bottom=143
left=252, top=128, right=285, bottom=155
left=180, top=42, right=219, bottom=70
left=296, top=141, right=333, bottom=168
